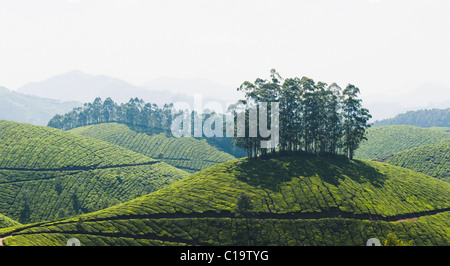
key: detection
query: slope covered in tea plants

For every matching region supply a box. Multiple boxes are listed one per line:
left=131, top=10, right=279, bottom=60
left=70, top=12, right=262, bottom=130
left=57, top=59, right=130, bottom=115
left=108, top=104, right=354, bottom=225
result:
left=383, top=143, right=449, bottom=183
left=2, top=154, right=450, bottom=246
left=0, top=213, right=20, bottom=229
left=69, top=123, right=237, bottom=173
left=354, top=125, right=450, bottom=160
left=0, top=120, right=188, bottom=223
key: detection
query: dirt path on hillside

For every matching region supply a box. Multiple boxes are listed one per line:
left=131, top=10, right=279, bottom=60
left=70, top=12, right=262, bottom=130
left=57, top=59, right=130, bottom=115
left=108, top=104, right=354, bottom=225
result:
left=0, top=236, right=11, bottom=246
left=396, top=217, right=418, bottom=222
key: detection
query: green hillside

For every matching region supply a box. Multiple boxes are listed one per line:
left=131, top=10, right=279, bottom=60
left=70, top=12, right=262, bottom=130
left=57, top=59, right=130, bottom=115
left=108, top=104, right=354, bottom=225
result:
left=0, top=86, right=80, bottom=126
left=373, top=108, right=449, bottom=127
left=0, top=120, right=188, bottom=224
left=69, top=123, right=237, bottom=173
left=2, top=155, right=449, bottom=246
left=0, top=213, right=20, bottom=229
left=383, top=143, right=450, bottom=183
left=354, top=125, right=450, bottom=160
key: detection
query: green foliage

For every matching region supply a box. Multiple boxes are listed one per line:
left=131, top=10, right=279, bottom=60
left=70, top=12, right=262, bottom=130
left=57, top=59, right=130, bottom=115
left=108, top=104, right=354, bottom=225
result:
left=0, top=120, right=188, bottom=223
left=235, top=193, right=253, bottom=216
left=48, top=97, right=173, bottom=131
left=342, top=84, right=372, bottom=159
left=384, top=143, right=449, bottom=183
left=0, top=213, right=20, bottom=229
left=234, top=70, right=371, bottom=159
left=69, top=123, right=236, bottom=173
left=2, top=155, right=449, bottom=246
left=373, top=108, right=449, bottom=127
left=355, top=125, right=450, bottom=160
left=383, top=232, right=414, bottom=246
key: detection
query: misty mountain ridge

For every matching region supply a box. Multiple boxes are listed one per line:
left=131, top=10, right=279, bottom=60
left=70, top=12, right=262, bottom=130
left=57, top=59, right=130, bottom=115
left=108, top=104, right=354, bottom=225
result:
left=0, top=85, right=81, bottom=125
left=17, top=70, right=143, bottom=104
left=16, top=70, right=243, bottom=109
left=362, top=83, right=450, bottom=121
left=11, top=70, right=450, bottom=121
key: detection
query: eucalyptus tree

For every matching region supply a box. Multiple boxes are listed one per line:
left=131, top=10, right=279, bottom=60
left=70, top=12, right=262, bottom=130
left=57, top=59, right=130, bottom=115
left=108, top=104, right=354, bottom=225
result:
left=279, top=77, right=302, bottom=152
left=342, top=84, right=372, bottom=159
left=299, top=77, right=317, bottom=153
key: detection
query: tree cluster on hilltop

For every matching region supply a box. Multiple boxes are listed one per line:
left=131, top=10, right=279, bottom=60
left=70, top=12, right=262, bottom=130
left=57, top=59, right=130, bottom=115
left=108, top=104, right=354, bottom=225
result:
left=48, top=70, right=372, bottom=160
left=230, top=69, right=372, bottom=159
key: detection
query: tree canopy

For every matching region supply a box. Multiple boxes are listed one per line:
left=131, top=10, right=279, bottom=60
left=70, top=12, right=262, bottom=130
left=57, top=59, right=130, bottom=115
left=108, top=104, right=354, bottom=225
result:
left=48, top=70, right=372, bottom=160
left=230, top=69, right=372, bottom=159
left=48, top=97, right=173, bottom=132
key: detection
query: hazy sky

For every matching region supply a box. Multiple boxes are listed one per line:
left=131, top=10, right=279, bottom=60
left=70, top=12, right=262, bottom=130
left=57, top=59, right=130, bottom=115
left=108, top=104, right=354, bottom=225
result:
left=1, top=0, right=449, bottom=98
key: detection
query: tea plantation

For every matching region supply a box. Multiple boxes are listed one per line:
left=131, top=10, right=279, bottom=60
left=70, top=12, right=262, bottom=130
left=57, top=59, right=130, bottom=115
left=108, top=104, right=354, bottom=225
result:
left=355, top=125, right=450, bottom=160
left=384, top=142, right=449, bottom=183
left=69, top=123, right=237, bottom=173
left=0, top=213, right=20, bottom=229
left=2, top=155, right=449, bottom=246
left=0, top=120, right=189, bottom=223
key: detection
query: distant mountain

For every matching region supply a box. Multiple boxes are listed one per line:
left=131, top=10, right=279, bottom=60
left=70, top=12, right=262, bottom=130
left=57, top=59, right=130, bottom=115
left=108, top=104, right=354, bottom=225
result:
left=401, top=83, right=450, bottom=108
left=0, top=86, right=80, bottom=126
left=15, top=71, right=242, bottom=112
left=373, top=108, right=450, bottom=127
left=362, top=83, right=450, bottom=121
left=17, top=70, right=144, bottom=104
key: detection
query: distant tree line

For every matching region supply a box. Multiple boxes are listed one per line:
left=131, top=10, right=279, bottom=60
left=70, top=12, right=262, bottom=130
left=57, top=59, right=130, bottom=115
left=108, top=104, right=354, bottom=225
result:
left=47, top=97, right=247, bottom=158
left=48, top=69, right=372, bottom=160
left=373, top=108, right=449, bottom=127
left=229, top=69, right=372, bottom=160
left=48, top=97, right=174, bottom=131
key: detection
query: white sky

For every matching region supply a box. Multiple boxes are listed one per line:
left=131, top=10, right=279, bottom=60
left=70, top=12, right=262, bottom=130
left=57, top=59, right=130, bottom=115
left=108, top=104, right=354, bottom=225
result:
left=1, top=0, right=450, bottom=97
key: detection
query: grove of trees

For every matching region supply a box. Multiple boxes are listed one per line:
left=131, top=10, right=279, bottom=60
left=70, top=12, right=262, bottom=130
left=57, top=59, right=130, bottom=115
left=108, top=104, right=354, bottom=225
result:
left=230, top=69, right=372, bottom=159
left=48, top=69, right=372, bottom=160
left=48, top=97, right=174, bottom=131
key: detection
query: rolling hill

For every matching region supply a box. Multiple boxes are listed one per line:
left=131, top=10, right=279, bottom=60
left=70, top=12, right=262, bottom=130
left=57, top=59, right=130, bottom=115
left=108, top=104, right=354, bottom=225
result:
left=354, top=125, right=450, bottom=160
left=0, top=213, right=20, bottom=229
left=1, top=155, right=449, bottom=246
left=69, top=123, right=238, bottom=173
left=373, top=108, right=450, bottom=127
left=0, top=120, right=188, bottom=224
left=382, top=143, right=449, bottom=183
left=0, top=86, right=80, bottom=126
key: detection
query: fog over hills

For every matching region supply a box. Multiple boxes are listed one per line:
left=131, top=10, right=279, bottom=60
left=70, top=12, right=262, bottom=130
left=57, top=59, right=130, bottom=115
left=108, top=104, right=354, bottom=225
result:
left=362, top=83, right=450, bottom=121
left=15, top=71, right=243, bottom=111
left=17, top=70, right=143, bottom=104
left=10, top=70, right=450, bottom=122
left=141, top=76, right=243, bottom=103
left=0, top=86, right=80, bottom=125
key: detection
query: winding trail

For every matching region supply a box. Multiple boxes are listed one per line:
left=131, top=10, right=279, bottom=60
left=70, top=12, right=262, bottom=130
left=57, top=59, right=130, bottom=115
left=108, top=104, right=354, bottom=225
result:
left=0, top=236, right=11, bottom=246
left=0, top=161, right=160, bottom=173
left=0, top=161, right=162, bottom=184
left=1, top=209, right=448, bottom=246
left=68, top=206, right=450, bottom=223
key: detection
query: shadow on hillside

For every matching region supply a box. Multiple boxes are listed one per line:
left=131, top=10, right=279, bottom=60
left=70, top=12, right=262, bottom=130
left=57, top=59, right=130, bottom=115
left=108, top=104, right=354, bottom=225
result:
left=233, top=153, right=389, bottom=191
